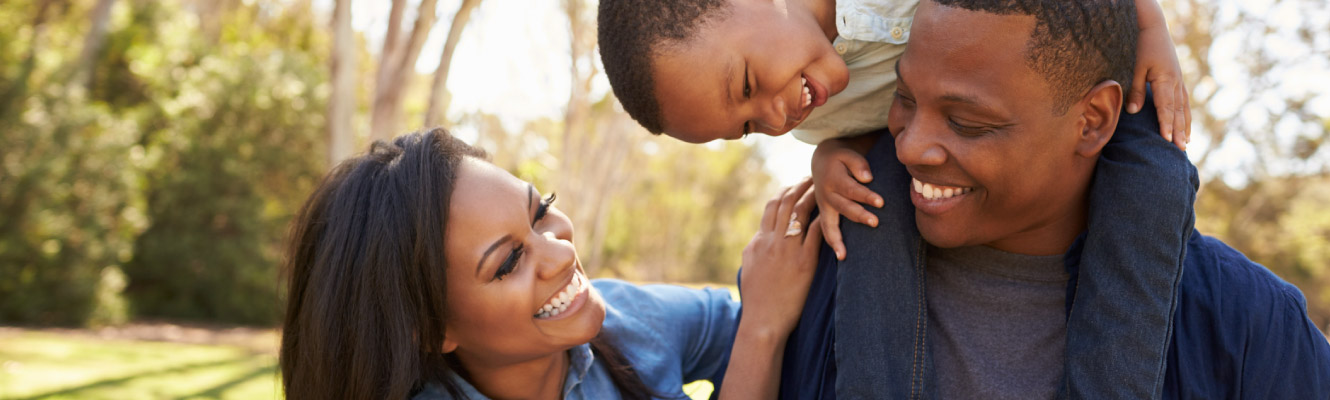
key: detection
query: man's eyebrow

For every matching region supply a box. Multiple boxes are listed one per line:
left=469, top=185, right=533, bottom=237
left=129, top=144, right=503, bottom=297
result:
left=476, top=235, right=512, bottom=278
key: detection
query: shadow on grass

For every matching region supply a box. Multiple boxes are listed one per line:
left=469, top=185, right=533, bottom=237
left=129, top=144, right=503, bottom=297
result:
left=175, top=362, right=278, bottom=399
left=16, top=356, right=259, bottom=400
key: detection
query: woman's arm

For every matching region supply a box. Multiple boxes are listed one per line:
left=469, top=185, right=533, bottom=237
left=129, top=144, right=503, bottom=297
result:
left=719, top=178, right=824, bottom=399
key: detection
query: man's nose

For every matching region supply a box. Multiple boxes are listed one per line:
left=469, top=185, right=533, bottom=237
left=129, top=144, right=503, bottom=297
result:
left=895, top=119, right=948, bottom=167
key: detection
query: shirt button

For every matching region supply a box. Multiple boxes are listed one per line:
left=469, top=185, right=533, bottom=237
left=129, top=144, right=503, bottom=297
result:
left=891, top=27, right=905, bottom=40
left=835, top=42, right=848, bottom=54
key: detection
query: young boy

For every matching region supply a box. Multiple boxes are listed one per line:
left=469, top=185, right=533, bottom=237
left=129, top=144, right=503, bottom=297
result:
left=600, top=0, right=1196, bottom=397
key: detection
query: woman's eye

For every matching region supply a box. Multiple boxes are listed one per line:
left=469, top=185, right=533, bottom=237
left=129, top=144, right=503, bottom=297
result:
left=494, top=244, right=523, bottom=281
left=534, top=193, right=555, bottom=223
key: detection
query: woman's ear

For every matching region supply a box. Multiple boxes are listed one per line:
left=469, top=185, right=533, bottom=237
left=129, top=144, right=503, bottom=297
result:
left=442, top=336, right=459, bottom=353
left=1075, top=80, right=1124, bottom=158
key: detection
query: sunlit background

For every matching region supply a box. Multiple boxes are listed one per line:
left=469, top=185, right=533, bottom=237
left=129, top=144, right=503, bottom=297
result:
left=1, top=0, right=1326, bottom=398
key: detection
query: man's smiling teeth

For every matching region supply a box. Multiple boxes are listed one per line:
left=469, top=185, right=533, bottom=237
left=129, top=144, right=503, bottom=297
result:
left=801, top=77, right=812, bottom=107
left=534, top=273, right=584, bottom=318
left=912, top=178, right=972, bottom=200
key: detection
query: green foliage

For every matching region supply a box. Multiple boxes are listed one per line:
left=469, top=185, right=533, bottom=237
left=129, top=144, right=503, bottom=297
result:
left=1196, top=175, right=1330, bottom=328
left=0, top=0, right=327, bottom=326
left=599, top=139, right=772, bottom=283
left=119, top=1, right=327, bottom=325
left=0, top=0, right=145, bottom=326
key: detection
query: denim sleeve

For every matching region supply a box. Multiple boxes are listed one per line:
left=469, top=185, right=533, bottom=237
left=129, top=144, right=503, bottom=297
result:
left=1059, top=88, right=1199, bottom=398
left=630, top=283, right=740, bottom=384
left=1239, top=285, right=1330, bottom=398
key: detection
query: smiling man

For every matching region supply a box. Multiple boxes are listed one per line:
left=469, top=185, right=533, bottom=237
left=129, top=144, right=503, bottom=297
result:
left=779, top=0, right=1330, bottom=398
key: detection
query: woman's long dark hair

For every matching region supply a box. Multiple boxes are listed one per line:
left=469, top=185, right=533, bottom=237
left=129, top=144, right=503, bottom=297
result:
left=280, top=128, right=653, bottom=400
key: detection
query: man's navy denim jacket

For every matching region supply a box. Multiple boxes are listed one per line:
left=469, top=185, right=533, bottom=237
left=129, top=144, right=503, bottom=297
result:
left=780, top=229, right=1330, bottom=399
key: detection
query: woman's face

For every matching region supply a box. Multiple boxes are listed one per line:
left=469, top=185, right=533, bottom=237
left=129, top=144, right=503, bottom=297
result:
left=442, top=158, right=606, bottom=368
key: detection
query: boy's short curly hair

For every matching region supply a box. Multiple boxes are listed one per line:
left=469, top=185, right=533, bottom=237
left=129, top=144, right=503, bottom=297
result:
left=598, top=0, right=729, bottom=135
left=933, top=0, right=1139, bottom=114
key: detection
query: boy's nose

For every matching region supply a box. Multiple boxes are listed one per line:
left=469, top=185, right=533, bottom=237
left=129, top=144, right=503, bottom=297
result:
left=756, top=96, right=788, bottom=133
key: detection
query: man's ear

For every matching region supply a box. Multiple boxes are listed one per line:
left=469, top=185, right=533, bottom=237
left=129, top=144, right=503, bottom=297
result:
left=1075, top=80, right=1123, bottom=158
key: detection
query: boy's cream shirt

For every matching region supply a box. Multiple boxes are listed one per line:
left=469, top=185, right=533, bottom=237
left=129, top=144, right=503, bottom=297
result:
left=792, top=0, right=919, bottom=144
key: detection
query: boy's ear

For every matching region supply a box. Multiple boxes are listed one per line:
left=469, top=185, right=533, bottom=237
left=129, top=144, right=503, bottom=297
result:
left=1075, top=80, right=1123, bottom=158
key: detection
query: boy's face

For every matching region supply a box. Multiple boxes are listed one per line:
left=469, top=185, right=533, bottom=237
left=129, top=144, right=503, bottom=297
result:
left=651, top=0, right=850, bottom=143
left=889, top=1, right=1100, bottom=254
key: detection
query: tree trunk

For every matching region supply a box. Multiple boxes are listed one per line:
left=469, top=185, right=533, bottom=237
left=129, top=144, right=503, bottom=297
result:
left=327, top=0, right=357, bottom=167
left=76, top=0, right=116, bottom=88
left=423, top=0, right=482, bottom=128
left=369, top=0, right=440, bottom=142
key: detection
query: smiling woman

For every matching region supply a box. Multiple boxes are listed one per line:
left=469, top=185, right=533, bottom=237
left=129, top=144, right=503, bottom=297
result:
left=278, top=128, right=824, bottom=400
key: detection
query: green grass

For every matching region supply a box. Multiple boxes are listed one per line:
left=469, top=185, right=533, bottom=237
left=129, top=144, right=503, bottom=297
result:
left=0, top=329, right=719, bottom=400
left=0, top=331, right=279, bottom=400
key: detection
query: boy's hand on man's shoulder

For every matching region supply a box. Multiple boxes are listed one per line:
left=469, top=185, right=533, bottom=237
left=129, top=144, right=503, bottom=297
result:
left=811, top=137, right=883, bottom=261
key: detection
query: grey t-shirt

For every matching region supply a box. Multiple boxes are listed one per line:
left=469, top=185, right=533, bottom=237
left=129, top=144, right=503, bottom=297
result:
left=926, top=244, right=1070, bottom=400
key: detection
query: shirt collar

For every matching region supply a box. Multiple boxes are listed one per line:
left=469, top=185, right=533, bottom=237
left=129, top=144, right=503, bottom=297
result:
left=563, top=343, right=595, bottom=397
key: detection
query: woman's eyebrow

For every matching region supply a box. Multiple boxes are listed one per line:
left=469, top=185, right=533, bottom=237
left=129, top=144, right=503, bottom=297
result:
left=474, top=185, right=538, bottom=278
left=476, top=235, right=512, bottom=278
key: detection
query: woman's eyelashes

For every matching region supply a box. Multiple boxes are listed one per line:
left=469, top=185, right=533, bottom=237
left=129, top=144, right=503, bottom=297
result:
left=493, top=193, right=558, bottom=281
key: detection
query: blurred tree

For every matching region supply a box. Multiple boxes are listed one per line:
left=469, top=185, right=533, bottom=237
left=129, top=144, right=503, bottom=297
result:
left=328, top=0, right=356, bottom=166
left=424, top=0, right=482, bottom=128
left=0, top=0, right=143, bottom=326
left=75, top=0, right=116, bottom=87
left=369, top=0, right=438, bottom=142
left=120, top=0, right=328, bottom=325
left=1165, top=0, right=1330, bottom=325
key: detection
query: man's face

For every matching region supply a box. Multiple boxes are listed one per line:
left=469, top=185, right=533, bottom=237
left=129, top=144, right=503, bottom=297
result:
left=651, top=0, right=850, bottom=143
left=889, top=1, right=1101, bottom=255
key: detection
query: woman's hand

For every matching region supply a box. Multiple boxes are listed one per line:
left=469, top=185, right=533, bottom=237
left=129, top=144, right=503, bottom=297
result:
left=738, top=177, right=824, bottom=338
left=721, top=177, right=823, bottom=400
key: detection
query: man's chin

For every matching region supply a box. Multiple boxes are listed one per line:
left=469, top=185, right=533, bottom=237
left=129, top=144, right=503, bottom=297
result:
left=916, top=220, right=974, bottom=249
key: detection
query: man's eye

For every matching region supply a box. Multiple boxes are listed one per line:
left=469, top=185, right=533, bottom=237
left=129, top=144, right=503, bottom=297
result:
left=895, top=91, right=915, bottom=107
left=948, top=119, right=992, bottom=136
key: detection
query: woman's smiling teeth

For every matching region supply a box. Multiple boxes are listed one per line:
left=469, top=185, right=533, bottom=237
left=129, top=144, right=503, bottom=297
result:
left=913, top=178, right=972, bottom=200
left=534, top=272, right=585, bottom=319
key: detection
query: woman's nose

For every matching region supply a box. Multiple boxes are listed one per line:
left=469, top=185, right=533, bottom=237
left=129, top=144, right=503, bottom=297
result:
left=533, top=232, right=576, bottom=280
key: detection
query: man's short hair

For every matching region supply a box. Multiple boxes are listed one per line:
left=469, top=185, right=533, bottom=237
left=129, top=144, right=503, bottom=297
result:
left=933, top=0, right=1138, bottom=114
left=598, top=0, right=729, bottom=134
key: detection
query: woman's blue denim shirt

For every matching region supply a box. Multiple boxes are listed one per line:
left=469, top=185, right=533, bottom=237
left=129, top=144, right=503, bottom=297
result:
left=414, top=279, right=739, bottom=399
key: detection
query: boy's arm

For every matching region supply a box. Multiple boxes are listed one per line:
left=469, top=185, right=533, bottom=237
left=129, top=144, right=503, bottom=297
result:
left=811, top=132, right=885, bottom=260
left=1129, top=0, right=1191, bottom=150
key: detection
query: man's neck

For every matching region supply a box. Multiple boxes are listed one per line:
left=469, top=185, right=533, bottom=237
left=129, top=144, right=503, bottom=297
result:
left=982, top=205, right=1088, bottom=257
left=456, top=349, right=569, bottom=400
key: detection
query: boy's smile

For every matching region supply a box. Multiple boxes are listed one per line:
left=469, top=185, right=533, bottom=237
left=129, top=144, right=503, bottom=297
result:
left=651, top=0, right=849, bottom=143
